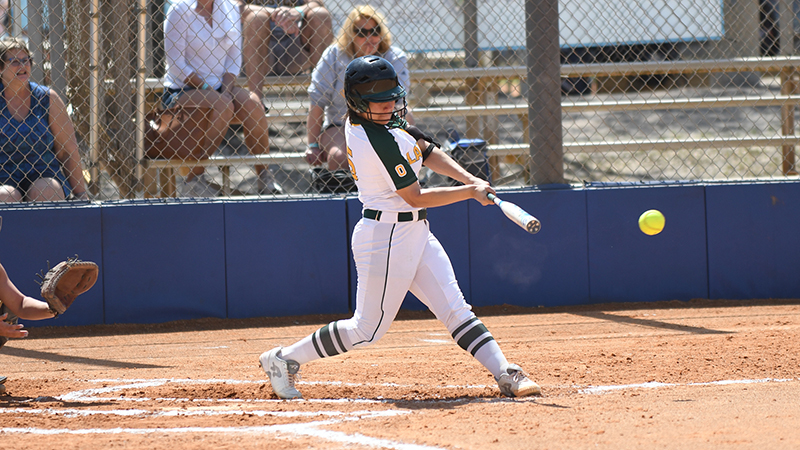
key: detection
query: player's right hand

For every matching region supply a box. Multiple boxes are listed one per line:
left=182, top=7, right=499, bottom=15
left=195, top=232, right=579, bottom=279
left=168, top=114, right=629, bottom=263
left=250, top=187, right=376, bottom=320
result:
left=0, top=313, right=29, bottom=339
left=467, top=176, right=491, bottom=188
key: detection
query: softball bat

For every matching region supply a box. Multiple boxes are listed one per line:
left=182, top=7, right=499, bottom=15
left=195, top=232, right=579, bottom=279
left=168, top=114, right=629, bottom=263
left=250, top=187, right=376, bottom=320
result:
left=487, top=193, right=541, bottom=234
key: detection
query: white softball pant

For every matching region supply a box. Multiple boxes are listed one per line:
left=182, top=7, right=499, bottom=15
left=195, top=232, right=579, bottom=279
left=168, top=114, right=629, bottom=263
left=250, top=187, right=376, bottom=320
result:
left=282, top=217, right=504, bottom=373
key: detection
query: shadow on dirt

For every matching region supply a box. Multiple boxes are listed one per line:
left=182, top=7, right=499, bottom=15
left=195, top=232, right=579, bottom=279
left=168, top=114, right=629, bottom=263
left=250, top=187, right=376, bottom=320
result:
left=1, top=347, right=166, bottom=369
left=570, top=310, right=731, bottom=335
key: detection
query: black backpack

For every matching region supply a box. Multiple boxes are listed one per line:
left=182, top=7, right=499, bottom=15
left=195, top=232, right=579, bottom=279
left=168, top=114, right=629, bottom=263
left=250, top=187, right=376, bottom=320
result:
left=447, top=138, right=492, bottom=185
left=310, top=168, right=358, bottom=194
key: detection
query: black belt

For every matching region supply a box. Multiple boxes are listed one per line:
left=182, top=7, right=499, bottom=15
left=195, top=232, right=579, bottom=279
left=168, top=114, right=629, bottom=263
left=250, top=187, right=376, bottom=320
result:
left=364, top=208, right=427, bottom=223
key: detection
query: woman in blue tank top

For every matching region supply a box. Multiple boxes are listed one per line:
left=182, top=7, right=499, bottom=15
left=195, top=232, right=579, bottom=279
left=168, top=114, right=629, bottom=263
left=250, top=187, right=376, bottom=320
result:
left=0, top=38, right=88, bottom=202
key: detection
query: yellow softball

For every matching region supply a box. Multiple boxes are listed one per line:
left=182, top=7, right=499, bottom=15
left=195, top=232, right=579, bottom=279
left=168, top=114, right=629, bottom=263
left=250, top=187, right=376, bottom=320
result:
left=638, top=209, right=665, bottom=236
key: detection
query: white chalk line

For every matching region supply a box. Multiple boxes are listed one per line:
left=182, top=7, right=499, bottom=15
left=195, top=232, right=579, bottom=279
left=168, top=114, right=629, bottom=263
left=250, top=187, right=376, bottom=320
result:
left=4, top=376, right=795, bottom=420
left=0, top=412, right=443, bottom=450
left=0, top=410, right=443, bottom=450
left=8, top=376, right=793, bottom=446
left=580, top=377, right=798, bottom=394
left=0, top=407, right=370, bottom=418
left=0, top=377, right=483, bottom=449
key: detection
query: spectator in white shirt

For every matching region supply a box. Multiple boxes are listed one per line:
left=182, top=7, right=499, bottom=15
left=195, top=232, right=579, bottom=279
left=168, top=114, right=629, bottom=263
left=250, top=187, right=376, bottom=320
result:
left=164, top=0, right=282, bottom=197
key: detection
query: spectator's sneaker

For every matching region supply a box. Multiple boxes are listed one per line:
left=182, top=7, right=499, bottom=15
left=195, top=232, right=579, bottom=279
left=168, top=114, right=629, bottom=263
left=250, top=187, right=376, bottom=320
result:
left=180, top=173, right=221, bottom=198
left=496, top=364, right=541, bottom=397
left=259, top=347, right=302, bottom=399
left=258, top=170, right=284, bottom=195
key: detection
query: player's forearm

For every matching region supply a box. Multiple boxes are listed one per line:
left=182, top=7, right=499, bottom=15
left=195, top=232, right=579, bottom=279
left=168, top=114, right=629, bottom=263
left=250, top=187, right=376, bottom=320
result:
left=16, top=296, right=55, bottom=320
left=420, top=186, right=479, bottom=207
left=398, top=183, right=476, bottom=209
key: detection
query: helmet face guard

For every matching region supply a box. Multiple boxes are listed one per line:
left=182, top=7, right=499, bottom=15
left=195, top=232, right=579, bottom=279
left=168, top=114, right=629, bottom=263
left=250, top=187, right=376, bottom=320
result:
left=345, top=55, right=408, bottom=119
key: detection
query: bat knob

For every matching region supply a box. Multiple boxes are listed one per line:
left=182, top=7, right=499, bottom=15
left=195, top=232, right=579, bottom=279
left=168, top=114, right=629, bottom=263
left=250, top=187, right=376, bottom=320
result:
left=526, top=220, right=541, bottom=234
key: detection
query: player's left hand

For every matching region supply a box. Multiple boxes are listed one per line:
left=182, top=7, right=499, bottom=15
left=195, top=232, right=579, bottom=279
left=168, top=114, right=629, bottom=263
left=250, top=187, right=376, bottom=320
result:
left=472, top=184, right=496, bottom=206
left=38, top=257, right=99, bottom=317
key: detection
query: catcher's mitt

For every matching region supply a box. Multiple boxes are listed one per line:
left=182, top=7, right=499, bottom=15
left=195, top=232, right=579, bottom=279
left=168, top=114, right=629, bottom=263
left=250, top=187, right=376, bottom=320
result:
left=38, top=256, right=99, bottom=317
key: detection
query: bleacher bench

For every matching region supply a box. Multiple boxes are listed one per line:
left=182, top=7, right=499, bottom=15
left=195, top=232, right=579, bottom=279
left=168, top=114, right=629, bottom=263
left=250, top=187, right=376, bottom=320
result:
left=142, top=57, right=800, bottom=196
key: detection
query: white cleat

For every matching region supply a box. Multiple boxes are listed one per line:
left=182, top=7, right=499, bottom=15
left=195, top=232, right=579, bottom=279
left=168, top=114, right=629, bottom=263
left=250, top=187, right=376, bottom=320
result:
left=259, top=347, right=302, bottom=399
left=497, top=364, right=542, bottom=397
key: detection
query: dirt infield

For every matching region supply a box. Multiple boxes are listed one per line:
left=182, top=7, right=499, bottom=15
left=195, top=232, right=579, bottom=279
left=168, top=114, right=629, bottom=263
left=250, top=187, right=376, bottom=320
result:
left=1, top=299, right=799, bottom=449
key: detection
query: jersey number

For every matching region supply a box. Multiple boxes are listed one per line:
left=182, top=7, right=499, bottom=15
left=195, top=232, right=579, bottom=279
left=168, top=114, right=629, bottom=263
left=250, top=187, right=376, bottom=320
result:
left=395, top=164, right=407, bottom=177
left=347, top=146, right=358, bottom=180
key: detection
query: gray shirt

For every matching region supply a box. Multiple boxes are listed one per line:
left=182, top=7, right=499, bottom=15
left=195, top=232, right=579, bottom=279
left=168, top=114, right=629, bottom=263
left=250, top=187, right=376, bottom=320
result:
left=308, top=45, right=410, bottom=128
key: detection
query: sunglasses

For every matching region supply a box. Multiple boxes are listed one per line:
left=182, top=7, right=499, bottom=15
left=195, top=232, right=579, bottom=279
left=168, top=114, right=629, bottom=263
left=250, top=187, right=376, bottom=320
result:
left=353, top=25, right=381, bottom=38
left=4, top=57, right=31, bottom=67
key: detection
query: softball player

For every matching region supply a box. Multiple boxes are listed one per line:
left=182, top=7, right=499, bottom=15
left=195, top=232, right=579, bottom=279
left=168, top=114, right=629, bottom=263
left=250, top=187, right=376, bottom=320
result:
left=260, top=55, right=541, bottom=399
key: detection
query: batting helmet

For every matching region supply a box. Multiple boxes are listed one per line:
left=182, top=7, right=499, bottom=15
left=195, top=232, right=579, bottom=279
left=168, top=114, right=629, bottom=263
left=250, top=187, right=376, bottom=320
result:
left=344, top=55, right=407, bottom=114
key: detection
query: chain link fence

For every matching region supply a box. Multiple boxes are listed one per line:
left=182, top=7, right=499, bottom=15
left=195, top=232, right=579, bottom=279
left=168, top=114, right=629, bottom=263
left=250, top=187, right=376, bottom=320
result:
left=2, top=0, right=799, bottom=202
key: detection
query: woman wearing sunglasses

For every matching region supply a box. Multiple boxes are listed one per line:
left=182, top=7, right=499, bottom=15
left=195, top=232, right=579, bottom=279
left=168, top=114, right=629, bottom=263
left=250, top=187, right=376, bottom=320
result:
left=0, top=38, right=89, bottom=202
left=305, top=4, right=413, bottom=173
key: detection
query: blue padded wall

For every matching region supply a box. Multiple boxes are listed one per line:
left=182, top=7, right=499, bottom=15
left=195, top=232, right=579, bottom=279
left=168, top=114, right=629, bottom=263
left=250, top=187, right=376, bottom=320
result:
left=4, top=180, right=800, bottom=329
left=226, top=198, right=350, bottom=318
left=469, top=189, right=589, bottom=307
left=0, top=204, right=103, bottom=327
left=345, top=197, right=471, bottom=311
left=102, top=201, right=227, bottom=324
left=706, top=181, right=800, bottom=299
left=586, top=184, right=708, bottom=303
